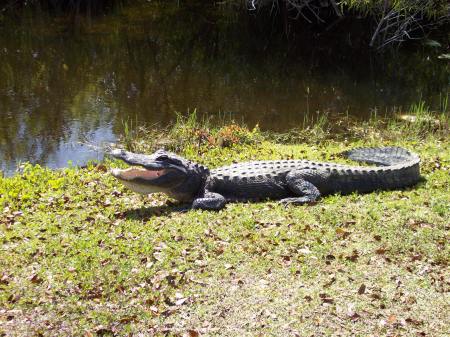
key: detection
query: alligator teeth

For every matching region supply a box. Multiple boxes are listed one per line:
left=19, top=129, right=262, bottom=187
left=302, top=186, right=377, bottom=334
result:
left=111, top=167, right=165, bottom=181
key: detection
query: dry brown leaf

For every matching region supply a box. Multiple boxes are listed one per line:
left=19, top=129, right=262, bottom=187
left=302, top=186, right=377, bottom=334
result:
left=387, top=314, right=397, bottom=324
left=346, top=249, right=359, bottom=262
left=375, top=248, right=387, bottom=255
left=324, top=275, right=336, bottom=288
left=319, top=293, right=334, bottom=304
left=370, top=292, right=382, bottom=300
left=405, top=317, right=423, bottom=326
left=358, top=284, right=366, bottom=295
left=325, top=254, right=335, bottom=260
left=119, top=315, right=136, bottom=323
left=29, top=273, right=42, bottom=284
left=0, top=273, right=10, bottom=285
left=336, top=227, right=351, bottom=239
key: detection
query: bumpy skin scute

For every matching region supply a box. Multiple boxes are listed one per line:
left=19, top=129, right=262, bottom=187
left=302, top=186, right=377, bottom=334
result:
left=111, top=147, right=421, bottom=211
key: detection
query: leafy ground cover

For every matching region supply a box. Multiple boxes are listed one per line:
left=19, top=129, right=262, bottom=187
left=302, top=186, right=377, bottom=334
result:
left=0, top=110, right=449, bottom=336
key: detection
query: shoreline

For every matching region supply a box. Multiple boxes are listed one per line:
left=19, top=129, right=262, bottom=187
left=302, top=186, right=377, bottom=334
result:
left=1, top=109, right=449, bottom=335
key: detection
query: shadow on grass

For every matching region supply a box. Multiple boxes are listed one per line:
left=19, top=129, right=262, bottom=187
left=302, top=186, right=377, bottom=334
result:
left=120, top=203, right=191, bottom=220
left=117, top=175, right=427, bottom=221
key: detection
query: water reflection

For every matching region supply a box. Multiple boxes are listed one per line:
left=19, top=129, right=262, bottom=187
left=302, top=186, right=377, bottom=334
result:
left=0, top=3, right=448, bottom=175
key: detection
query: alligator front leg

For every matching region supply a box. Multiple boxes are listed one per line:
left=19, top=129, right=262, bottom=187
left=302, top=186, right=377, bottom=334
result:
left=192, top=191, right=226, bottom=210
left=280, top=170, right=322, bottom=205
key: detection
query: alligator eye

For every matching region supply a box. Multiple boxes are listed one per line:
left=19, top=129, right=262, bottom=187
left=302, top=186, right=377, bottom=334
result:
left=157, top=155, right=169, bottom=161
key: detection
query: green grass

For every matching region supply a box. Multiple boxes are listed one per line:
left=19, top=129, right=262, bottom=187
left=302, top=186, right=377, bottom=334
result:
left=0, top=109, right=449, bottom=336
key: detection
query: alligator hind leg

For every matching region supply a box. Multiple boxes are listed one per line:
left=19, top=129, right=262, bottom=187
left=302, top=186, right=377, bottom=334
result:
left=280, top=170, right=321, bottom=205
left=192, top=191, right=226, bottom=210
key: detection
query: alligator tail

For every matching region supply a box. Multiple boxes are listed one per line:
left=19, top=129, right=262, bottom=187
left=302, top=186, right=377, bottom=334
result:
left=338, top=147, right=421, bottom=192
left=342, top=146, right=420, bottom=167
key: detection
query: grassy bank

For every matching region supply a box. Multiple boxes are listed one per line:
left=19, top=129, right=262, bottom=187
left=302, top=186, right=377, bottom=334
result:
left=0, top=109, right=449, bottom=336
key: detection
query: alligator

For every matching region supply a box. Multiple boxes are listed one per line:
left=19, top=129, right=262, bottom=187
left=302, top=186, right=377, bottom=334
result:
left=110, top=147, right=420, bottom=210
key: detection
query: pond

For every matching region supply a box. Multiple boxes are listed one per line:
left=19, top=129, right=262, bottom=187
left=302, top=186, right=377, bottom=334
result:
left=0, top=2, right=448, bottom=175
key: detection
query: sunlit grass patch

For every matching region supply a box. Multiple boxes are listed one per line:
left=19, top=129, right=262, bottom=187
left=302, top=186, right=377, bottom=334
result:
left=0, top=110, right=449, bottom=335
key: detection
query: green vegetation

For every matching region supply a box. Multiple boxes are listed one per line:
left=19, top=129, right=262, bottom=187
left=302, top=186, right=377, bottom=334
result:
left=1, top=105, right=449, bottom=336
left=339, top=0, right=448, bottom=18
left=1, top=0, right=449, bottom=49
left=1, top=0, right=448, bottom=174
left=251, top=0, right=449, bottom=49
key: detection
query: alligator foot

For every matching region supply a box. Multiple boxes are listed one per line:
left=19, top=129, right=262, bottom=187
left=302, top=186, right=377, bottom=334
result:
left=282, top=170, right=322, bottom=206
left=192, top=191, right=226, bottom=210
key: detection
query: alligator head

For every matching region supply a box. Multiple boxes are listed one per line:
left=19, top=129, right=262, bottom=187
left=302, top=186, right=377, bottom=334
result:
left=110, top=149, right=209, bottom=202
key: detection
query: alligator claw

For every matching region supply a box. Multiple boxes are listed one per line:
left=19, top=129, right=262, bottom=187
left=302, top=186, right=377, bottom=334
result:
left=170, top=205, right=192, bottom=213
left=279, top=197, right=316, bottom=206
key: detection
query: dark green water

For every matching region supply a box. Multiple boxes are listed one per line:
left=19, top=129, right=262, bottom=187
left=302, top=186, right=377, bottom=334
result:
left=0, top=3, right=448, bottom=175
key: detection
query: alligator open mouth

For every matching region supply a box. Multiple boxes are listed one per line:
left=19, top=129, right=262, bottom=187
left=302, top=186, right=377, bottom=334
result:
left=109, top=149, right=192, bottom=195
left=111, top=167, right=168, bottom=181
